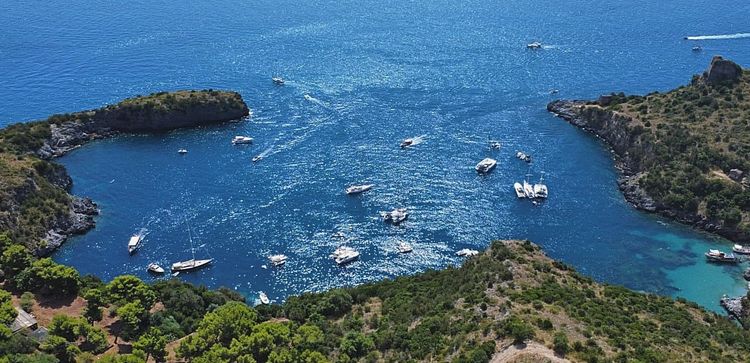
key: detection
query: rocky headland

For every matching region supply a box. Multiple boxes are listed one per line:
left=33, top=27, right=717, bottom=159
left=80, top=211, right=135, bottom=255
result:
left=0, top=90, right=249, bottom=255
left=548, top=56, right=750, bottom=244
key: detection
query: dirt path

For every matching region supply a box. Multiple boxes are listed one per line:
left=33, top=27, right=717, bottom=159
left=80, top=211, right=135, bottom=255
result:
left=491, top=342, right=570, bottom=363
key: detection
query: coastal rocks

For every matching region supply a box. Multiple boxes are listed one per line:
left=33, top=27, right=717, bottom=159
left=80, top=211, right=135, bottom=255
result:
left=720, top=295, right=747, bottom=328
left=618, top=173, right=656, bottom=212
left=702, top=56, right=743, bottom=86
left=36, top=197, right=98, bottom=256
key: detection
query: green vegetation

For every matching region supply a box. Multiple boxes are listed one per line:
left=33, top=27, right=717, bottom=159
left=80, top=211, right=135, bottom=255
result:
left=592, top=68, right=750, bottom=236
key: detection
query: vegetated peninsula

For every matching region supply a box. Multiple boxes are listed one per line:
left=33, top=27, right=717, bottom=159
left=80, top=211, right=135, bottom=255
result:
left=549, top=56, right=750, bottom=243
left=0, top=90, right=249, bottom=255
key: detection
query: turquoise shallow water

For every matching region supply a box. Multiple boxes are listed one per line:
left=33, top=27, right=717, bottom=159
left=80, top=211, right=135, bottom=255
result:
left=1, top=0, right=750, bottom=311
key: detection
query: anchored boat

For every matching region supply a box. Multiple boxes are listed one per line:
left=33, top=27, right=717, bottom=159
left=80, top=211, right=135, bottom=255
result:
left=705, top=249, right=738, bottom=263
left=147, top=263, right=165, bottom=274
left=259, top=292, right=270, bottom=305
left=269, top=254, right=288, bottom=267
left=232, top=136, right=253, bottom=145
left=127, top=234, right=143, bottom=255
left=346, top=184, right=374, bottom=195
left=171, top=221, right=213, bottom=272
left=272, top=77, right=285, bottom=85
left=331, top=246, right=360, bottom=265
left=383, top=208, right=408, bottom=225
left=397, top=242, right=413, bottom=254
left=514, top=182, right=526, bottom=198
left=475, top=158, right=497, bottom=174
left=533, top=174, right=548, bottom=199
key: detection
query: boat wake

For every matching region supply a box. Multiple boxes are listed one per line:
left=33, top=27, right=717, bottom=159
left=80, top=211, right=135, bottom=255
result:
left=685, top=33, right=750, bottom=40
left=410, top=134, right=428, bottom=145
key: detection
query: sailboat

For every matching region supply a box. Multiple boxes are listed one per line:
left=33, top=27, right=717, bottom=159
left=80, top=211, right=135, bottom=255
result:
left=523, top=174, right=535, bottom=198
left=533, top=173, right=548, bottom=198
left=171, top=221, right=213, bottom=272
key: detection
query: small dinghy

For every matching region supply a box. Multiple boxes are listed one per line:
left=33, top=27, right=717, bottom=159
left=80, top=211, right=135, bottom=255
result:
left=259, top=291, right=270, bottom=304
left=269, top=254, right=288, bottom=267
left=397, top=242, right=413, bottom=254
left=232, top=136, right=253, bottom=145
left=527, top=41, right=542, bottom=49
left=147, top=263, right=165, bottom=274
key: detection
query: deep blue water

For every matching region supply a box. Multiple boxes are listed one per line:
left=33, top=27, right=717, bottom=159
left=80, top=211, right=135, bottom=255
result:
left=2, top=0, right=750, bottom=311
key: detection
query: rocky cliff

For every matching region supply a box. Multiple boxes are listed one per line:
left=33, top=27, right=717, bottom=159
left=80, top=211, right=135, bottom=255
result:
left=548, top=58, right=750, bottom=243
left=0, top=90, right=250, bottom=255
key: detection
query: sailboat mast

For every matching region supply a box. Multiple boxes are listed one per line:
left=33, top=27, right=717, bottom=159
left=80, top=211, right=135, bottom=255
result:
left=187, top=221, right=195, bottom=261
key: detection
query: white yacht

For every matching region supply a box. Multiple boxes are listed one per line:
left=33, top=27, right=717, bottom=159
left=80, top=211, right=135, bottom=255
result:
left=269, top=254, right=288, bottom=267
left=171, top=221, right=213, bottom=272
left=513, top=182, right=526, bottom=198
left=272, top=77, right=285, bottom=85
left=335, top=249, right=360, bottom=265
left=147, top=263, right=165, bottom=274
left=383, top=208, right=408, bottom=225
left=475, top=158, right=497, bottom=174
left=127, top=234, right=143, bottom=255
left=732, top=244, right=750, bottom=255
left=178, top=149, right=188, bottom=154
left=523, top=177, right=535, bottom=198
left=346, top=184, right=374, bottom=195
left=397, top=242, right=413, bottom=254
left=527, top=41, right=542, bottom=49
left=456, top=248, right=479, bottom=257
left=232, top=136, right=253, bottom=145
left=259, top=291, right=270, bottom=305
left=400, top=138, right=414, bottom=148
left=533, top=174, right=548, bottom=199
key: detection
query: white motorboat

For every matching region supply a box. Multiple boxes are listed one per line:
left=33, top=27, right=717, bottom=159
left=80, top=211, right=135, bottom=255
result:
left=346, top=184, right=374, bottom=195
left=383, top=208, right=408, bottom=225
left=272, top=77, right=285, bottom=85
left=252, top=155, right=263, bottom=162
left=732, top=244, right=750, bottom=255
left=516, top=151, right=531, bottom=163
left=514, top=182, right=526, bottom=198
left=330, top=245, right=355, bottom=258
left=147, top=263, right=165, bottom=274
left=269, top=254, right=288, bottom=267
left=397, top=242, right=413, bottom=254
left=259, top=291, right=270, bottom=305
left=475, top=158, right=497, bottom=174
left=533, top=174, right=548, bottom=199
left=127, top=234, right=143, bottom=254
left=456, top=248, right=479, bottom=257
left=692, top=46, right=702, bottom=52
left=178, top=149, right=188, bottom=154
left=171, top=221, right=213, bottom=272
left=232, top=136, right=253, bottom=145
left=527, top=41, right=542, bottom=49
left=400, top=138, right=414, bottom=148
left=489, top=141, right=501, bottom=150
left=705, top=249, right=738, bottom=263
left=335, top=249, right=360, bottom=265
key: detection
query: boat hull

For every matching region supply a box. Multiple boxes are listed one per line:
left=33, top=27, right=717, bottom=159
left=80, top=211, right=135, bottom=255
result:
left=171, top=258, right=213, bottom=272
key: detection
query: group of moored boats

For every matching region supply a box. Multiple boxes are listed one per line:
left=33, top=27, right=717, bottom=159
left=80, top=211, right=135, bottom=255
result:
left=705, top=244, right=750, bottom=264
left=514, top=173, right=548, bottom=200
left=129, top=222, right=213, bottom=275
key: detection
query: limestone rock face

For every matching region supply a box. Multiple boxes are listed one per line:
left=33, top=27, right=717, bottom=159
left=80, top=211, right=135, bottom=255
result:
left=703, top=56, right=742, bottom=85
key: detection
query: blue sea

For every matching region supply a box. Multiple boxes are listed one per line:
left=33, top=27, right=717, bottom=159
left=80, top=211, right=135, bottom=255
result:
left=2, top=0, right=750, bottom=311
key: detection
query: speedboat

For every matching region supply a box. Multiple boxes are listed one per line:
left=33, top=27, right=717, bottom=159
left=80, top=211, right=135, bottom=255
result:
left=400, top=138, right=414, bottom=148
left=232, top=136, right=253, bottom=145
left=705, top=249, right=738, bottom=263
left=272, top=77, right=285, bottom=85
left=527, top=41, right=542, bottom=49
left=732, top=244, right=750, bottom=254
left=269, top=254, right=288, bottom=267
left=346, top=184, right=374, bottom=195
left=516, top=151, right=532, bottom=163
left=178, top=149, right=188, bottom=154
left=335, top=249, right=360, bottom=265
left=171, top=258, right=214, bottom=272
left=533, top=175, right=548, bottom=199
left=456, top=248, right=479, bottom=257
left=692, top=46, right=702, bottom=52
left=383, top=208, right=408, bottom=225
left=259, top=292, right=270, bottom=305
left=475, top=158, right=497, bottom=174
left=489, top=141, right=501, bottom=150
left=513, top=182, right=526, bottom=198
left=147, top=263, right=165, bottom=274
left=252, top=155, right=263, bottom=162
left=397, top=242, right=413, bottom=254
left=127, top=234, right=143, bottom=255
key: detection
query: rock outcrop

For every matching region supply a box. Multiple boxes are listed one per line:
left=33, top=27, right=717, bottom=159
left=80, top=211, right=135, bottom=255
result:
left=702, top=56, right=743, bottom=85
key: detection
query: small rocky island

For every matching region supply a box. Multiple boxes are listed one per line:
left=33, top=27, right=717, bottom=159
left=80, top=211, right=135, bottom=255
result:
left=0, top=90, right=249, bottom=255
left=549, top=56, right=750, bottom=243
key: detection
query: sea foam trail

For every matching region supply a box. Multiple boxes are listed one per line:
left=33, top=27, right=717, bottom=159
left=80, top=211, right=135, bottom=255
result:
left=685, top=33, right=750, bottom=40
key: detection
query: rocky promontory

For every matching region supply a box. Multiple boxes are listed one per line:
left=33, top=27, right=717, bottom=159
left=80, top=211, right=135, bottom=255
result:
left=548, top=57, right=750, bottom=243
left=0, top=90, right=250, bottom=255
